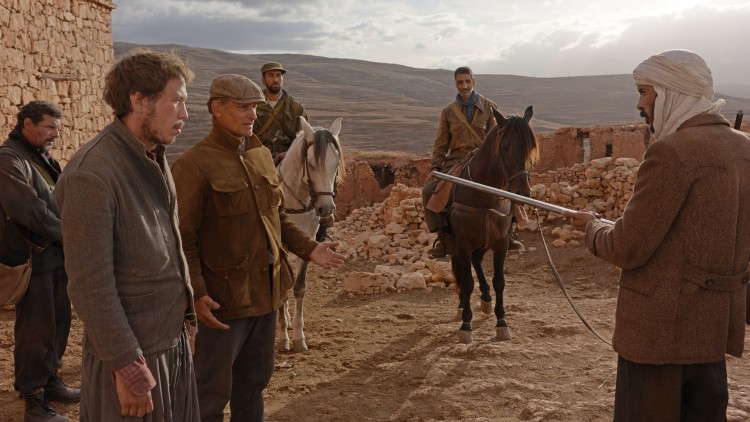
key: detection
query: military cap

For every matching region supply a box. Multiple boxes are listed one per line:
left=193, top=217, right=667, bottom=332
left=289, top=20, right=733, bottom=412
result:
left=261, top=62, right=286, bottom=75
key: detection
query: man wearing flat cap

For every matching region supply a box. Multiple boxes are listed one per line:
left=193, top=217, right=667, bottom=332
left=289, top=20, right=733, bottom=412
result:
left=172, top=74, right=344, bottom=422
left=254, top=62, right=308, bottom=163
left=566, top=50, right=750, bottom=420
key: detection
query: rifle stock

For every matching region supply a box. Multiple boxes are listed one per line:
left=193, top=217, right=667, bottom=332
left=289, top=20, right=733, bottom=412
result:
left=430, top=171, right=616, bottom=225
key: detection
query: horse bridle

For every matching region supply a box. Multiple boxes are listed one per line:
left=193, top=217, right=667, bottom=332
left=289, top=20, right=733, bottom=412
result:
left=284, top=138, right=340, bottom=214
left=466, top=131, right=530, bottom=190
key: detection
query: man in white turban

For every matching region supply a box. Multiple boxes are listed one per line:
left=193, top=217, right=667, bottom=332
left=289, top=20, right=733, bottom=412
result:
left=565, top=50, right=750, bottom=421
left=632, top=49, right=725, bottom=140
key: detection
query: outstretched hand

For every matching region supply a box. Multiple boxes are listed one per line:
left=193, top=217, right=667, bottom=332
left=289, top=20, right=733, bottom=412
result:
left=562, top=210, right=599, bottom=231
left=309, top=241, right=346, bottom=270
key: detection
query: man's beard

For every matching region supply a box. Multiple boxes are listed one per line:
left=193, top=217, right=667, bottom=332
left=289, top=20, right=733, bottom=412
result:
left=141, top=108, right=180, bottom=146
left=267, top=84, right=281, bottom=94
left=640, top=110, right=655, bottom=134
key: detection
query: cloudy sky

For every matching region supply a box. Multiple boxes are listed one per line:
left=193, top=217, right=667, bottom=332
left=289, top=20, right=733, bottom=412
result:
left=113, top=0, right=750, bottom=86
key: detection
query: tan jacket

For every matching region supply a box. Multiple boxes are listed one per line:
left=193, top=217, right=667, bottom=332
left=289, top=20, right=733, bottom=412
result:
left=586, top=113, right=750, bottom=364
left=172, top=122, right=318, bottom=321
left=430, top=93, right=497, bottom=170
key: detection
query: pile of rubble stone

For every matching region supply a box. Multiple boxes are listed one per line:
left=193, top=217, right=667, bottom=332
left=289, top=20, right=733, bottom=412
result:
left=328, top=157, right=640, bottom=294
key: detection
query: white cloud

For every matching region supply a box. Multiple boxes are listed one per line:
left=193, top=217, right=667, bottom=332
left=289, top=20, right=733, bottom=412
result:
left=113, top=0, right=750, bottom=84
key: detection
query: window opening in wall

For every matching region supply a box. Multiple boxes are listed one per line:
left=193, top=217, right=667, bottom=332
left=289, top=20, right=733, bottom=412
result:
left=582, top=136, right=591, bottom=162
left=605, top=143, right=613, bottom=157
left=370, top=163, right=395, bottom=189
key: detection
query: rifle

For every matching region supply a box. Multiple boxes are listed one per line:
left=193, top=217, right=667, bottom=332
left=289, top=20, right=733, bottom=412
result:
left=430, top=171, right=616, bottom=225
left=735, top=110, right=744, bottom=130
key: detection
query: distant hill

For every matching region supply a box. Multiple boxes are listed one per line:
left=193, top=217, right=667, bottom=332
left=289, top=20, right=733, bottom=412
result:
left=114, top=42, right=750, bottom=159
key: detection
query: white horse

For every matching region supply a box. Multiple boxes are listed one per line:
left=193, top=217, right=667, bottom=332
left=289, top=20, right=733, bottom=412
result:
left=277, top=116, right=345, bottom=352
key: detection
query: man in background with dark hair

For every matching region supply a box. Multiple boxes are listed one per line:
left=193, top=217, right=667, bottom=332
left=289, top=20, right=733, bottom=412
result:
left=0, top=100, right=78, bottom=421
left=56, top=49, right=199, bottom=421
left=423, top=66, right=526, bottom=258
left=254, top=62, right=308, bottom=163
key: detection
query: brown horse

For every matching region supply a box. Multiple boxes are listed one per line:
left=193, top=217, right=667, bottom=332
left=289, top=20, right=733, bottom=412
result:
left=449, top=106, right=539, bottom=344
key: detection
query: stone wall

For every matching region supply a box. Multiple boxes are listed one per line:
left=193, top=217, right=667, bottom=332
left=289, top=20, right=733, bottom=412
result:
left=534, top=124, right=648, bottom=173
left=0, top=0, right=116, bottom=162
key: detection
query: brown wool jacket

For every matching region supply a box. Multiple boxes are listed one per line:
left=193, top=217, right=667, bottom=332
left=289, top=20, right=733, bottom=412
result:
left=172, top=123, right=318, bottom=321
left=430, top=93, right=497, bottom=170
left=586, top=113, right=750, bottom=364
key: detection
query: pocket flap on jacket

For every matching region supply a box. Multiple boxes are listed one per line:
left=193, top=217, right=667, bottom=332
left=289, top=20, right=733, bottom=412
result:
left=204, top=254, right=251, bottom=278
left=683, top=262, right=750, bottom=292
left=261, top=173, right=282, bottom=188
left=209, top=178, right=248, bottom=193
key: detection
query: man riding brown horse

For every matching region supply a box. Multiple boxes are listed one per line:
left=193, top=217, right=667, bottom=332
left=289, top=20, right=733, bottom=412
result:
left=422, top=66, right=524, bottom=258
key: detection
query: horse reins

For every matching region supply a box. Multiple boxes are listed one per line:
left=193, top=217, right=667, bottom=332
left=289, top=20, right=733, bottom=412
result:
left=532, top=209, right=612, bottom=346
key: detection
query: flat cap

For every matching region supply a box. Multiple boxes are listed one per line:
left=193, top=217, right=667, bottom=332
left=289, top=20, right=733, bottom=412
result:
left=209, top=74, right=265, bottom=104
left=261, top=62, right=286, bottom=75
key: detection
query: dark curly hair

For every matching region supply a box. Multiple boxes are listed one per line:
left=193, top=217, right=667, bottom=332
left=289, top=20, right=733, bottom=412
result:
left=15, top=100, right=62, bottom=129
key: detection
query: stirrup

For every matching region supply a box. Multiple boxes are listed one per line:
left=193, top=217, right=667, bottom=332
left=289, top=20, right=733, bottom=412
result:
left=427, top=238, right=447, bottom=258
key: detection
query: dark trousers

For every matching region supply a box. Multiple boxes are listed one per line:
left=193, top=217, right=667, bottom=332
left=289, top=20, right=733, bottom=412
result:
left=14, top=266, right=71, bottom=394
left=194, top=311, right=277, bottom=422
left=422, top=177, right=443, bottom=232
left=614, top=355, right=728, bottom=422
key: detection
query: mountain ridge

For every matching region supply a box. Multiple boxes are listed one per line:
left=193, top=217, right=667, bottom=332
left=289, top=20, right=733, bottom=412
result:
left=114, top=42, right=750, bottom=157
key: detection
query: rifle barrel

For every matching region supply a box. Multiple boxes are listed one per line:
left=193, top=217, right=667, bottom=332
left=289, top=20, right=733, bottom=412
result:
left=430, top=171, right=616, bottom=226
left=735, top=110, right=744, bottom=130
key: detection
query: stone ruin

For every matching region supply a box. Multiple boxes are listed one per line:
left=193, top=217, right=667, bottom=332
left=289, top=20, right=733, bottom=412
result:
left=0, top=0, right=116, bottom=162
left=330, top=157, right=644, bottom=295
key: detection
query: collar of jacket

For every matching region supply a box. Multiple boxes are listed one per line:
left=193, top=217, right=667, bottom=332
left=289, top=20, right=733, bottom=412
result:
left=676, top=112, right=730, bottom=132
left=3, top=135, right=37, bottom=158
left=455, top=92, right=489, bottom=114
left=207, top=120, right=264, bottom=153
left=109, top=117, right=171, bottom=161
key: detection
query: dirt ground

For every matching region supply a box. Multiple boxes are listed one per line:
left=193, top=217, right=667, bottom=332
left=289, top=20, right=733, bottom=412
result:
left=1, top=230, right=749, bottom=421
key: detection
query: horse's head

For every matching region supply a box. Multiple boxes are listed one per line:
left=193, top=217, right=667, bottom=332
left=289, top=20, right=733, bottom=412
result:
left=299, top=116, right=346, bottom=218
left=492, top=106, right=539, bottom=199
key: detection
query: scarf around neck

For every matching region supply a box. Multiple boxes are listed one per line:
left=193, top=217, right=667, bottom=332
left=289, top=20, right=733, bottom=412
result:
left=456, top=91, right=479, bottom=123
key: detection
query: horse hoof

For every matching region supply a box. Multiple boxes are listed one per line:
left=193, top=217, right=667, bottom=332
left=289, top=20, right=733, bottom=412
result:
left=496, top=326, right=512, bottom=341
left=455, top=308, right=463, bottom=322
left=278, top=339, right=291, bottom=352
left=293, top=339, right=308, bottom=353
left=480, top=300, right=492, bottom=315
left=458, top=330, right=473, bottom=344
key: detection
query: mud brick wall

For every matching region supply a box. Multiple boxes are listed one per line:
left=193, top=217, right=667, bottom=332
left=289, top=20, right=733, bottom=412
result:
left=0, top=0, right=116, bottom=163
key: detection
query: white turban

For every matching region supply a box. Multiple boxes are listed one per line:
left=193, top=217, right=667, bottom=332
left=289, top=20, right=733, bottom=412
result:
left=633, top=50, right=724, bottom=140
